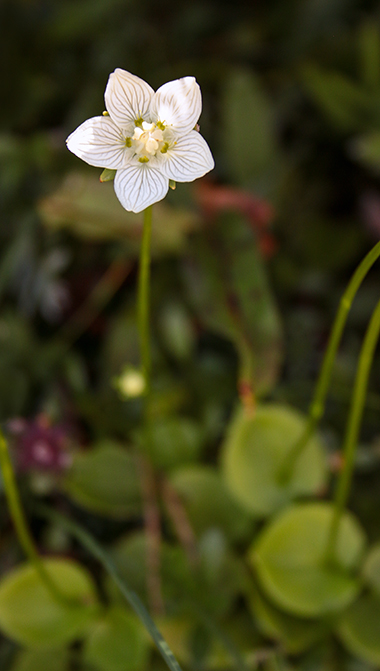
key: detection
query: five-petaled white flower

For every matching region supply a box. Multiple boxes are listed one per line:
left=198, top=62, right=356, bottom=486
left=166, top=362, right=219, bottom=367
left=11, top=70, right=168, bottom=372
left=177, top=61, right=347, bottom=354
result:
left=66, top=69, right=214, bottom=213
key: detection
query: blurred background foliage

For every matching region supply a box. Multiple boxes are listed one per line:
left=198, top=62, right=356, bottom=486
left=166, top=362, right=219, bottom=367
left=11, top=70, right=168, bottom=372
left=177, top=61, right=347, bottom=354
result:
left=3, top=0, right=380, bottom=669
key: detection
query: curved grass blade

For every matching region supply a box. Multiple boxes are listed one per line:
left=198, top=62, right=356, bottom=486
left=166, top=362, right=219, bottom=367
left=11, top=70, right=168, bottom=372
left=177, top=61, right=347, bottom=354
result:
left=36, top=505, right=182, bottom=671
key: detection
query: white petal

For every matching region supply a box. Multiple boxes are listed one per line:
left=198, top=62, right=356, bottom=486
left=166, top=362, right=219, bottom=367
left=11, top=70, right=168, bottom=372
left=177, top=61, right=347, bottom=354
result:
left=150, top=77, right=202, bottom=136
left=66, top=116, right=127, bottom=169
left=105, top=69, right=154, bottom=130
left=114, top=165, right=169, bottom=213
left=158, top=131, right=214, bottom=182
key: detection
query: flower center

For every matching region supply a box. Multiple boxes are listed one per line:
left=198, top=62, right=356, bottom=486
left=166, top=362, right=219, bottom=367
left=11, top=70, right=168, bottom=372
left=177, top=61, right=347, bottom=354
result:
left=127, top=121, right=171, bottom=162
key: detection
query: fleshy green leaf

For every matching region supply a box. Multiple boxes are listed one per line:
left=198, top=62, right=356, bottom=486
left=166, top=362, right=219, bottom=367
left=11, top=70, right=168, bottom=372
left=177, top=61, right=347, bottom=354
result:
left=64, top=440, right=141, bottom=518
left=83, top=606, right=150, bottom=671
left=139, top=417, right=204, bottom=471
left=109, top=532, right=194, bottom=606
left=220, top=403, right=327, bottom=517
left=10, top=647, right=70, bottom=671
left=362, top=542, right=380, bottom=596
left=251, top=502, right=366, bottom=617
left=170, top=464, right=254, bottom=542
left=249, top=587, right=328, bottom=654
left=0, top=558, right=98, bottom=648
left=337, top=593, right=380, bottom=666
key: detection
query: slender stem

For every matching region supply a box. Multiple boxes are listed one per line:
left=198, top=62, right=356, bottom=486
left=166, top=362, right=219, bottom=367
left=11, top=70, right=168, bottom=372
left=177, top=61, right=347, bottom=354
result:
left=324, top=296, right=380, bottom=564
left=0, top=430, right=67, bottom=604
left=138, top=206, right=153, bottom=392
left=137, top=206, right=164, bottom=614
left=278, top=240, right=380, bottom=483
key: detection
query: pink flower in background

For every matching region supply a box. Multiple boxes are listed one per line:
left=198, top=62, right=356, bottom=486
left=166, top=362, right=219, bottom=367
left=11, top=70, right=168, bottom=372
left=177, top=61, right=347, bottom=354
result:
left=9, top=416, right=72, bottom=473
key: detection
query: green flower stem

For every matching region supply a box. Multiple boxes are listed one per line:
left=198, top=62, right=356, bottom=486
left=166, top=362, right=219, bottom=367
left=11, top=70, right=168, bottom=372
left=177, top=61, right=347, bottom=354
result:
left=138, top=205, right=153, bottom=392
left=278, top=240, right=380, bottom=483
left=137, top=206, right=164, bottom=615
left=0, top=430, right=67, bottom=605
left=324, top=296, right=380, bottom=564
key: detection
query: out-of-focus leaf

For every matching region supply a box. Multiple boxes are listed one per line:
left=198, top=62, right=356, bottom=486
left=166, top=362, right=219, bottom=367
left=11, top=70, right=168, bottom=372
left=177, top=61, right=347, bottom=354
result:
left=108, top=532, right=194, bottom=608
left=63, top=440, right=141, bottom=518
left=47, top=0, right=128, bottom=42
left=170, top=464, right=254, bottom=542
left=38, top=172, right=200, bottom=254
left=363, top=543, right=380, bottom=596
left=220, top=403, right=327, bottom=517
left=83, top=606, right=150, bottom=671
left=158, top=301, right=196, bottom=361
left=351, top=131, right=380, bottom=174
left=221, top=69, right=279, bottom=187
left=109, top=531, right=245, bottom=619
left=10, top=647, right=70, bottom=671
left=0, top=559, right=98, bottom=649
left=137, top=416, right=204, bottom=472
left=301, top=65, right=371, bottom=132
left=358, top=21, right=380, bottom=90
left=251, top=503, right=366, bottom=618
left=182, top=212, right=282, bottom=396
left=337, top=593, right=380, bottom=666
left=250, top=587, right=327, bottom=654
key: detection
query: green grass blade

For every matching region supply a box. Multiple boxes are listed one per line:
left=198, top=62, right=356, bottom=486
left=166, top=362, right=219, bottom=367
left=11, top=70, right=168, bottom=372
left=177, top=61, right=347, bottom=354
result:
left=36, top=505, right=182, bottom=671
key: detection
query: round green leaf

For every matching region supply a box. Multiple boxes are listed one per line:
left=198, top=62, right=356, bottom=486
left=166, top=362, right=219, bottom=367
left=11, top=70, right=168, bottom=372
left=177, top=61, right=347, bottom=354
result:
left=108, top=532, right=193, bottom=607
left=10, top=648, right=70, bottom=671
left=338, top=594, right=380, bottom=666
left=84, top=606, right=150, bottom=671
left=108, top=531, right=244, bottom=618
left=362, top=543, right=380, bottom=596
left=64, top=441, right=141, bottom=518
left=0, top=558, right=98, bottom=648
left=144, top=417, right=204, bottom=471
left=170, top=465, right=254, bottom=542
left=220, top=404, right=327, bottom=517
left=251, top=502, right=365, bottom=617
left=249, top=588, right=327, bottom=654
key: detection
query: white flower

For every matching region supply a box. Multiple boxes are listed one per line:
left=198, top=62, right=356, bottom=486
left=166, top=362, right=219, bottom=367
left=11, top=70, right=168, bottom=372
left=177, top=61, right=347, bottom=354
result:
left=66, top=69, right=214, bottom=213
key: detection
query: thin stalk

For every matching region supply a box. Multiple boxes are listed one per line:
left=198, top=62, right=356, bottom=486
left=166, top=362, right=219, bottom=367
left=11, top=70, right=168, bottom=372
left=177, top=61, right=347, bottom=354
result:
left=278, top=240, right=380, bottom=483
left=324, top=296, right=380, bottom=564
left=0, top=430, right=67, bottom=605
left=138, top=206, right=153, bottom=392
left=137, top=206, right=164, bottom=614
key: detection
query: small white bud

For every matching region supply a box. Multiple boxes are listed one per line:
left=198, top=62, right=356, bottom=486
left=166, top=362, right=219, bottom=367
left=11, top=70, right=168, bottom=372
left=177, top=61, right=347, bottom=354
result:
left=114, top=366, right=146, bottom=398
